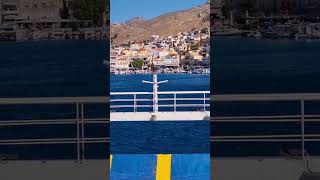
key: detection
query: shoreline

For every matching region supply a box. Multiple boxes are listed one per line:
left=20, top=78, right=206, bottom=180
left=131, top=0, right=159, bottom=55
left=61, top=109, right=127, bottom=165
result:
left=110, top=68, right=210, bottom=75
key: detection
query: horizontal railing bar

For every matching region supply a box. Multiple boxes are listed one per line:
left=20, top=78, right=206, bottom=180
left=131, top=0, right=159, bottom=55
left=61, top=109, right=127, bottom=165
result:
left=213, top=119, right=300, bottom=122
left=110, top=99, right=152, bottom=102
left=212, top=139, right=320, bottom=142
left=159, top=98, right=210, bottom=101
left=0, top=119, right=109, bottom=126
left=0, top=140, right=110, bottom=145
left=83, top=140, right=110, bottom=143
left=111, top=91, right=210, bottom=95
left=84, top=120, right=110, bottom=124
left=212, top=139, right=302, bottom=142
left=212, top=93, right=320, bottom=101
left=111, top=92, right=154, bottom=95
left=0, top=138, right=110, bottom=145
left=158, top=104, right=210, bottom=107
left=111, top=104, right=210, bottom=107
left=0, top=121, right=76, bottom=126
left=110, top=99, right=134, bottom=102
left=0, top=97, right=108, bottom=105
left=213, top=115, right=320, bottom=119
left=213, top=115, right=301, bottom=119
left=0, top=138, right=75, bottom=143
left=110, top=105, right=153, bottom=108
left=212, top=134, right=320, bottom=139
left=82, top=118, right=109, bottom=121
left=110, top=98, right=210, bottom=102
left=161, top=91, right=209, bottom=94
left=212, top=119, right=320, bottom=122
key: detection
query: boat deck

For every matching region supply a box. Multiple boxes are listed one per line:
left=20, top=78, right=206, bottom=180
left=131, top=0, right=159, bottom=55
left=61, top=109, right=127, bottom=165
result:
left=0, top=160, right=109, bottom=180
left=111, top=111, right=210, bottom=121
left=211, top=157, right=320, bottom=180
left=110, top=154, right=210, bottom=180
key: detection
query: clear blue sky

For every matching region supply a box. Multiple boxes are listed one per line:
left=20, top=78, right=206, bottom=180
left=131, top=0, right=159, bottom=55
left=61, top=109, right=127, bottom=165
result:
left=110, top=0, right=207, bottom=23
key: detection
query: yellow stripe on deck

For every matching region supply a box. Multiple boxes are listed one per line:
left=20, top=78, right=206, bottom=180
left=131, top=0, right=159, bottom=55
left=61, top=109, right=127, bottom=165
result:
left=110, top=155, right=113, bottom=169
left=156, top=154, right=172, bottom=180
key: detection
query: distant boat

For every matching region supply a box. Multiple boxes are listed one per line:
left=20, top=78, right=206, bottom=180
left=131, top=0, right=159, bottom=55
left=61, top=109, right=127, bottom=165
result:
left=202, top=69, right=210, bottom=75
left=103, top=59, right=109, bottom=65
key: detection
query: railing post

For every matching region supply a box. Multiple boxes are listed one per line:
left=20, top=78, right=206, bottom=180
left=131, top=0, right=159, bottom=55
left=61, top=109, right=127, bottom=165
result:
left=203, top=93, right=206, bottom=112
left=134, top=93, right=137, bottom=112
left=174, top=93, right=177, bottom=112
left=301, top=100, right=305, bottom=160
left=76, top=103, right=80, bottom=162
left=81, top=104, right=85, bottom=161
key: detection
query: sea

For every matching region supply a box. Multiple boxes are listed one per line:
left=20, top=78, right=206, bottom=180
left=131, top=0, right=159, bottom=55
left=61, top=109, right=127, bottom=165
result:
left=212, top=37, right=320, bottom=157
left=2, top=37, right=320, bottom=158
left=0, top=40, right=108, bottom=160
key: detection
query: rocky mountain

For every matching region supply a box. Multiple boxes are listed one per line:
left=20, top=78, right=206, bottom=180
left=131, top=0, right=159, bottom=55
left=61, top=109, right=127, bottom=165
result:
left=111, top=2, right=210, bottom=45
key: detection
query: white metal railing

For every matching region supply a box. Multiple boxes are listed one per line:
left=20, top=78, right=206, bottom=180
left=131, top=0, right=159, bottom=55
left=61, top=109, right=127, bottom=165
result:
left=0, top=97, right=109, bottom=161
left=110, top=91, right=210, bottom=112
left=211, top=93, right=320, bottom=159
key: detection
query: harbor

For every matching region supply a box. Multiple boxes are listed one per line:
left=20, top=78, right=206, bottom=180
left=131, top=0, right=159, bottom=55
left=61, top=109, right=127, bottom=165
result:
left=110, top=28, right=210, bottom=74
left=211, top=0, right=320, bottom=40
left=0, top=0, right=109, bottom=41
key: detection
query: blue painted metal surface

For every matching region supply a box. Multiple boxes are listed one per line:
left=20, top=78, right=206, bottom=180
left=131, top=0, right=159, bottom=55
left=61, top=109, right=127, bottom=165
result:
left=110, top=154, right=210, bottom=180
left=171, top=154, right=210, bottom=180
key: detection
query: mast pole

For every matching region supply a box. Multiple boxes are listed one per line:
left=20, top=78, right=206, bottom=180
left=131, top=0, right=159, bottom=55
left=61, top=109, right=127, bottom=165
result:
left=142, top=49, right=168, bottom=118
left=152, top=55, right=158, bottom=113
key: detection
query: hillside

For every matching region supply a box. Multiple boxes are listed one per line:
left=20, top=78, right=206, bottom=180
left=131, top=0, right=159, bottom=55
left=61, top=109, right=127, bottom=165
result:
left=111, top=2, right=210, bottom=45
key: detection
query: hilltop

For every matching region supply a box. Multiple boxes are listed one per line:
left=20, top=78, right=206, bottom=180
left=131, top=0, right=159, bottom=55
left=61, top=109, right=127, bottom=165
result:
left=111, top=2, right=210, bottom=45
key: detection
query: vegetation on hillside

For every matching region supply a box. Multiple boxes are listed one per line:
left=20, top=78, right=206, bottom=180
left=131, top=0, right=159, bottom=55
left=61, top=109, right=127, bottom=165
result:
left=70, top=0, right=109, bottom=26
left=132, top=59, right=144, bottom=69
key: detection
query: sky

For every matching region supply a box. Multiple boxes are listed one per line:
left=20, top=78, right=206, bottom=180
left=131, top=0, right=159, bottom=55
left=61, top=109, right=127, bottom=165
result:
left=110, top=0, right=207, bottom=23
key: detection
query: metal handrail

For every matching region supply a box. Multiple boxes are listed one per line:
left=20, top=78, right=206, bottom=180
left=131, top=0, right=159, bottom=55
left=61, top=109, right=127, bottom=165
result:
left=212, top=93, right=320, bottom=101
left=211, top=93, right=320, bottom=159
left=110, top=91, right=210, bottom=112
left=0, top=96, right=109, bottom=161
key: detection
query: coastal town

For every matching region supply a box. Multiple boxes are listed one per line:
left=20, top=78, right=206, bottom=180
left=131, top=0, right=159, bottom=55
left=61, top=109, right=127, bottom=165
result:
left=0, top=0, right=108, bottom=41
left=110, top=28, right=210, bottom=74
left=211, top=0, right=320, bottom=40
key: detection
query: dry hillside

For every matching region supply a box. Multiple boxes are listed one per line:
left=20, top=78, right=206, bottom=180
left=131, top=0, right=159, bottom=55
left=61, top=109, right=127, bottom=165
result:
left=111, top=2, right=210, bottom=45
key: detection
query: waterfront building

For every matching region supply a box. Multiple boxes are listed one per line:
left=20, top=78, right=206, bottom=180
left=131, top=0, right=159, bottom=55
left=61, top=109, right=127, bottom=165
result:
left=110, top=28, right=210, bottom=73
left=137, top=47, right=150, bottom=57
left=0, top=0, right=19, bottom=24
left=297, top=23, right=320, bottom=38
left=163, top=56, right=179, bottom=67
left=190, top=50, right=204, bottom=61
left=223, top=0, right=320, bottom=15
left=0, top=0, right=69, bottom=23
left=18, top=0, right=65, bottom=20
left=111, top=57, right=129, bottom=70
left=0, top=0, right=107, bottom=40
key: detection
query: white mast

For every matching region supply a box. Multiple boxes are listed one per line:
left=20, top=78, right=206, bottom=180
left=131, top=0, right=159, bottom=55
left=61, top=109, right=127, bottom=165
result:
left=142, top=50, right=168, bottom=115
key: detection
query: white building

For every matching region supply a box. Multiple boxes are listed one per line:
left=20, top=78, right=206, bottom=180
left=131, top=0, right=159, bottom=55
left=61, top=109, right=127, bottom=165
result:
left=164, top=56, right=179, bottom=67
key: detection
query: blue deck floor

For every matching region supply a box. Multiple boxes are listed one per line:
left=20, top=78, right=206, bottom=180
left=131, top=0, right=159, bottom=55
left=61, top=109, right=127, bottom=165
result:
left=110, top=154, right=210, bottom=180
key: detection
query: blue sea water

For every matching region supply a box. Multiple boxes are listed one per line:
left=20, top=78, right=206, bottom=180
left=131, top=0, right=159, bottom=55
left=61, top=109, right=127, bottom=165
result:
left=0, top=40, right=108, bottom=97
left=212, top=37, right=320, bottom=157
left=111, top=74, right=209, bottom=92
left=212, top=37, right=320, bottom=94
left=0, top=40, right=109, bottom=160
left=3, top=37, right=320, bottom=158
left=111, top=121, right=210, bottom=154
